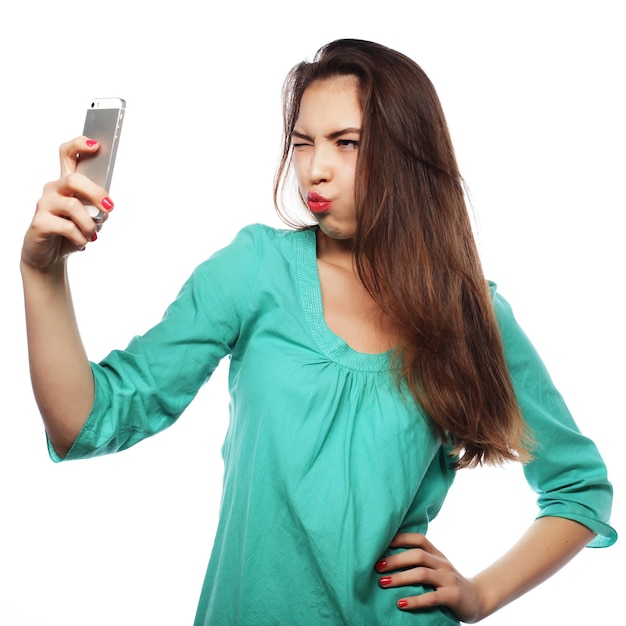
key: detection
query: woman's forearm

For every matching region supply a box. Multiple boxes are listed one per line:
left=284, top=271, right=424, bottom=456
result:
left=473, top=516, right=595, bottom=620
left=21, top=260, right=94, bottom=457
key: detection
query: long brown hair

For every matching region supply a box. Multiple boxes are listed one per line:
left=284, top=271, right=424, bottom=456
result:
left=274, top=39, right=533, bottom=468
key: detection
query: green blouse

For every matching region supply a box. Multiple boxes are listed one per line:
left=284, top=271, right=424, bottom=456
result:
left=52, top=224, right=616, bottom=625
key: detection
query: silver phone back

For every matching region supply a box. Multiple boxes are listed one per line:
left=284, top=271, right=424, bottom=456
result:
left=76, top=101, right=125, bottom=191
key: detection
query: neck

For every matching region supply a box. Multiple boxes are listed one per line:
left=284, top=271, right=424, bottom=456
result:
left=316, top=229, right=354, bottom=270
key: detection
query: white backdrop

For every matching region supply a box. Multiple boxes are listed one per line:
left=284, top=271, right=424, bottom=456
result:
left=1, top=1, right=622, bottom=624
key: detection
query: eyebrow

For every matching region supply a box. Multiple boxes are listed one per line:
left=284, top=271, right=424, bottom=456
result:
left=291, top=127, right=361, bottom=142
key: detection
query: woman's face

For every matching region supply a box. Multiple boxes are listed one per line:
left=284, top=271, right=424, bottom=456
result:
left=291, top=76, right=361, bottom=242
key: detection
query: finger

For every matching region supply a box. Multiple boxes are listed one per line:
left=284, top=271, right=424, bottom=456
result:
left=38, top=178, right=106, bottom=233
left=375, top=533, right=441, bottom=572
left=36, top=177, right=111, bottom=249
left=396, top=589, right=453, bottom=612
left=389, top=532, right=429, bottom=549
left=29, top=206, right=96, bottom=253
left=35, top=193, right=98, bottom=243
left=59, top=136, right=99, bottom=177
left=55, top=172, right=115, bottom=217
left=376, top=546, right=439, bottom=574
left=377, top=557, right=441, bottom=589
left=389, top=533, right=445, bottom=559
left=375, top=533, right=429, bottom=573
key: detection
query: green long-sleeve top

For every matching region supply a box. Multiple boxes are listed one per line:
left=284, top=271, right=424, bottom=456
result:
left=51, top=224, right=617, bottom=625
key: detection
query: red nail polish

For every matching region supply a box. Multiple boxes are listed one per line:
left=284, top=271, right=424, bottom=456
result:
left=90, top=232, right=98, bottom=242
left=102, top=197, right=114, bottom=210
left=86, top=139, right=98, bottom=147
left=375, top=560, right=387, bottom=572
left=379, top=577, right=392, bottom=587
left=397, top=599, right=408, bottom=609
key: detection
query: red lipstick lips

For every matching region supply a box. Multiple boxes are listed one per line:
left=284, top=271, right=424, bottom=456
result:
left=307, top=191, right=332, bottom=214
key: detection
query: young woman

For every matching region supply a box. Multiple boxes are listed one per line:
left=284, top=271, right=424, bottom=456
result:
left=21, top=39, right=616, bottom=624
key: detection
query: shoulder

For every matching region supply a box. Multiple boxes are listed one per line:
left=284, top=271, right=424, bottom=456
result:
left=487, top=280, right=518, bottom=335
left=189, top=224, right=313, bottom=289
left=486, top=281, right=553, bottom=386
left=486, top=280, right=536, bottom=363
left=212, top=223, right=311, bottom=259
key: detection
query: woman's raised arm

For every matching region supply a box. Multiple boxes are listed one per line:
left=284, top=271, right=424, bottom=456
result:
left=21, top=137, right=114, bottom=456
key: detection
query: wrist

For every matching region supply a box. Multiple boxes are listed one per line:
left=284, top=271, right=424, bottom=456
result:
left=20, top=256, right=70, bottom=303
left=464, top=573, right=503, bottom=623
left=20, top=253, right=67, bottom=278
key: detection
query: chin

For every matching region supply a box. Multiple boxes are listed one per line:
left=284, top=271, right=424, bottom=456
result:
left=319, top=227, right=354, bottom=242
left=316, top=218, right=356, bottom=242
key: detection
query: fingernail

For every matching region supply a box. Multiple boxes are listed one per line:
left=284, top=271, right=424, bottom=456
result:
left=375, top=560, right=387, bottom=572
left=397, top=599, right=408, bottom=609
left=86, top=139, right=98, bottom=147
left=379, top=577, right=392, bottom=587
left=90, top=232, right=98, bottom=242
left=102, top=197, right=114, bottom=211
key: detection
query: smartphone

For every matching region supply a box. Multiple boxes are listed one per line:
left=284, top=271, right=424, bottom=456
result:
left=75, top=97, right=126, bottom=222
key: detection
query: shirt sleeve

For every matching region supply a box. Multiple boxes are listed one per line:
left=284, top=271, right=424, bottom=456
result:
left=50, top=224, right=265, bottom=462
left=492, top=285, right=617, bottom=547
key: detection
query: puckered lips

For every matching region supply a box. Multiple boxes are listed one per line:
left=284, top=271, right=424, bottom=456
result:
left=307, top=191, right=332, bottom=214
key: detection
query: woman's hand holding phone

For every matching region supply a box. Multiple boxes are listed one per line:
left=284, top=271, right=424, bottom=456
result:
left=22, top=96, right=125, bottom=272
left=21, top=136, right=114, bottom=272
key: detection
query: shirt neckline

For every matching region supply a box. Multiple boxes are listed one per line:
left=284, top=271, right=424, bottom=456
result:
left=296, top=227, right=393, bottom=372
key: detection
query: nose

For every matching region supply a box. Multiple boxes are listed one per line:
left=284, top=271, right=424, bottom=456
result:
left=308, top=144, right=332, bottom=184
